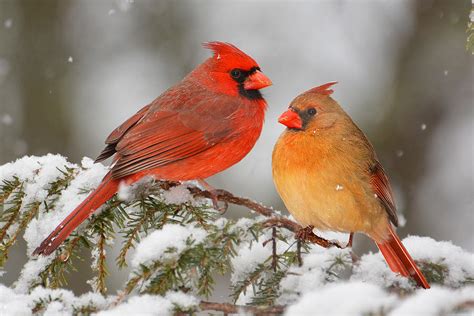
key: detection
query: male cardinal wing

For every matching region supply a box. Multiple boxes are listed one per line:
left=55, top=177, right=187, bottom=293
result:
left=95, top=104, right=152, bottom=163
left=110, top=96, right=239, bottom=179
left=369, top=161, right=399, bottom=226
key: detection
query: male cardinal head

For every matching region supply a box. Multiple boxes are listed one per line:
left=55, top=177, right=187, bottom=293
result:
left=196, top=42, right=272, bottom=100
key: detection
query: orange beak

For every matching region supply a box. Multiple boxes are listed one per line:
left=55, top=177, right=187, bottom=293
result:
left=243, top=70, right=272, bottom=90
left=278, top=109, right=302, bottom=129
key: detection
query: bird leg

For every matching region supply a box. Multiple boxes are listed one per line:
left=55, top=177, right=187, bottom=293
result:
left=197, top=179, right=228, bottom=213
left=346, top=232, right=354, bottom=248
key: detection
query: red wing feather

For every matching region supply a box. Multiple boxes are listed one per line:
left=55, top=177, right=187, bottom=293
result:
left=370, top=161, right=398, bottom=226
left=109, top=98, right=240, bottom=179
left=95, top=104, right=152, bottom=162
left=106, top=104, right=152, bottom=144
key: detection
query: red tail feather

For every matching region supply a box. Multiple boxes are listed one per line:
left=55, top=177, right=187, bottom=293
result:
left=376, top=225, right=430, bottom=289
left=33, top=172, right=120, bottom=256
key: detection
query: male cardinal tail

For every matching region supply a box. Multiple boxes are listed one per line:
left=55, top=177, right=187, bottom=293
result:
left=33, top=172, right=120, bottom=256
left=376, top=225, right=430, bottom=289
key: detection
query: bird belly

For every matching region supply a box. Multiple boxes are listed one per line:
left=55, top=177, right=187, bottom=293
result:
left=278, top=175, right=371, bottom=233
left=143, top=127, right=262, bottom=181
left=272, top=143, right=381, bottom=234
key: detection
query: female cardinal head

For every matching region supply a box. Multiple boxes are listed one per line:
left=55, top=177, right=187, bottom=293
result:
left=278, top=82, right=344, bottom=130
left=195, top=42, right=272, bottom=100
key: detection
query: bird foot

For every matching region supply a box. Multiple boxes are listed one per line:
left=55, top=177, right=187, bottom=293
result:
left=197, top=179, right=228, bottom=213
left=295, top=225, right=316, bottom=241
left=207, top=189, right=228, bottom=213
left=295, top=225, right=343, bottom=249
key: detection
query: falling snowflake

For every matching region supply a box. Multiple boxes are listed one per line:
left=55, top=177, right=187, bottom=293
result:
left=4, top=19, right=12, bottom=29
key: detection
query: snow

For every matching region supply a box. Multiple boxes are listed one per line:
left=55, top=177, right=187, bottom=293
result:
left=161, top=184, right=192, bottom=205
left=23, top=156, right=108, bottom=252
left=4, top=19, right=12, bottom=29
left=420, top=123, right=427, bottom=131
left=73, top=292, right=108, bottom=312
left=97, top=292, right=198, bottom=316
left=67, top=56, right=73, bottom=63
left=351, top=250, right=411, bottom=289
left=230, top=240, right=272, bottom=285
left=117, top=181, right=132, bottom=201
left=131, top=224, right=207, bottom=268
left=390, top=286, right=474, bottom=315
left=98, top=295, right=172, bottom=316
left=1, top=114, right=12, bottom=125
left=313, top=229, right=350, bottom=245
left=0, top=284, right=30, bottom=315
left=278, top=246, right=352, bottom=305
left=1, top=155, right=474, bottom=314
left=14, top=256, right=54, bottom=293
left=402, top=236, right=474, bottom=287
left=353, top=236, right=474, bottom=289
left=285, top=282, right=397, bottom=316
left=116, top=0, right=134, bottom=12
left=164, top=291, right=199, bottom=311
left=0, top=284, right=108, bottom=315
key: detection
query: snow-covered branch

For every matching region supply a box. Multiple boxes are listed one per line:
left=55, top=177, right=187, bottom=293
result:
left=1, top=155, right=473, bottom=315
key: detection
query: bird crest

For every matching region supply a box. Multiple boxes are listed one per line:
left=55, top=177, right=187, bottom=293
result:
left=203, top=41, right=244, bottom=59
left=306, top=82, right=338, bottom=96
left=202, top=41, right=259, bottom=70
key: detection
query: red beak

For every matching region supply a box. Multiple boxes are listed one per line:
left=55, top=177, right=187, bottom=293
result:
left=243, top=70, right=272, bottom=90
left=278, top=109, right=303, bottom=129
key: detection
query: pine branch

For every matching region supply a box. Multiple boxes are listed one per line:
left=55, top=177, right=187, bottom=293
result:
left=0, top=182, right=24, bottom=242
left=0, top=201, right=40, bottom=262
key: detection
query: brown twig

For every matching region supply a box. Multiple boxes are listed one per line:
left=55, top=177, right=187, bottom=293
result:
left=271, top=227, right=277, bottom=271
left=200, top=301, right=285, bottom=315
left=153, top=180, right=343, bottom=249
left=296, top=240, right=302, bottom=267
left=262, top=218, right=342, bottom=249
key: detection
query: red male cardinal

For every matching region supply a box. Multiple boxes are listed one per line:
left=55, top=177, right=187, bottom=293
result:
left=272, top=82, right=430, bottom=289
left=34, top=42, right=271, bottom=256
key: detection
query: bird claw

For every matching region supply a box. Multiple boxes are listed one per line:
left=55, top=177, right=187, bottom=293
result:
left=208, top=189, right=228, bottom=213
left=295, top=225, right=316, bottom=241
left=197, top=179, right=228, bottom=213
left=295, top=225, right=344, bottom=249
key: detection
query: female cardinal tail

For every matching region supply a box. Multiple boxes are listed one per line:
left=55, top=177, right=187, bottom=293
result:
left=376, top=225, right=430, bottom=289
left=33, top=172, right=120, bottom=256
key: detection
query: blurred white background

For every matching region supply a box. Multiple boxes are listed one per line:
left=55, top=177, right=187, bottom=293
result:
left=0, top=0, right=472, bottom=294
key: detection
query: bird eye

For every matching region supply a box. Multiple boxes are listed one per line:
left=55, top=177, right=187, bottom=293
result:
left=307, top=108, right=317, bottom=116
left=230, top=69, right=242, bottom=79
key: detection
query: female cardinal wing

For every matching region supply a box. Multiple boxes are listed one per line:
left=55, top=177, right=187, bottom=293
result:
left=370, top=161, right=398, bottom=226
left=109, top=96, right=240, bottom=179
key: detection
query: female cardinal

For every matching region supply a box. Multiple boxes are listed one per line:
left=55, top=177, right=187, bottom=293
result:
left=272, top=82, right=430, bottom=289
left=34, top=42, right=272, bottom=256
